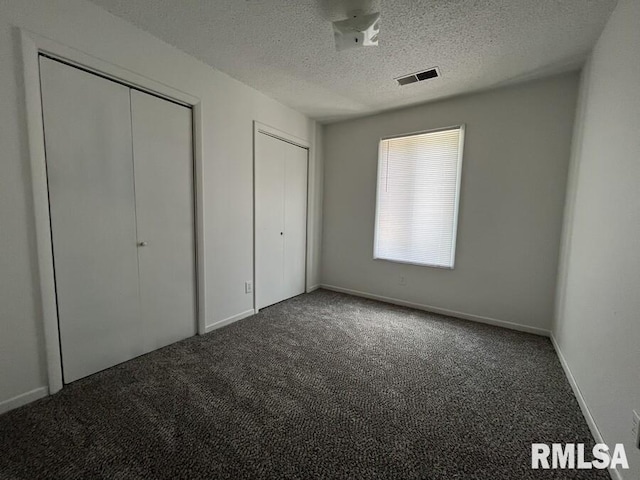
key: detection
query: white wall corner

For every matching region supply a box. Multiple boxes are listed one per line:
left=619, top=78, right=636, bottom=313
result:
left=550, top=335, right=623, bottom=480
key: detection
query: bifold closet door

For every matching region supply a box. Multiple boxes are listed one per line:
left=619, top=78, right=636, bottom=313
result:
left=255, top=133, right=286, bottom=309
left=40, top=57, right=143, bottom=383
left=255, top=133, right=308, bottom=310
left=130, top=90, right=196, bottom=350
left=282, top=145, right=308, bottom=301
left=40, top=57, right=196, bottom=384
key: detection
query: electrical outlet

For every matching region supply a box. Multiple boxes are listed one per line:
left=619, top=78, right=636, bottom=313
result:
left=399, top=275, right=406, bottom=286
left=245, top=281, right=253, bottom=294
left=632, top=410, right=640, bottom=449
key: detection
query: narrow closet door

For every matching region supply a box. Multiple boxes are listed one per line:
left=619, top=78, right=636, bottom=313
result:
left=255, top=132, right=308, bottom=309
left=40, top=57, right=143, bottom=383
left=130, top=91, right=196, bottom=350
left=282, top=144, right=308, bottom=300
left=255, top=132, right=286, bottom=309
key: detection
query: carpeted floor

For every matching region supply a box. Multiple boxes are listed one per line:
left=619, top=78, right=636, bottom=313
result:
left=0, top=290, right=608, bottom=479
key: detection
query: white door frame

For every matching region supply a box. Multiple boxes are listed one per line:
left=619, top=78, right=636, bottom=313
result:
left=253, top=121, right=312, bottom=313
left=20, top=29, right=207, bottom=395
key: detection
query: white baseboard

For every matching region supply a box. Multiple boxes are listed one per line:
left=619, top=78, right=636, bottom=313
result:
left=306, top=284, right=321, bottom=293
left=550, top=335, right=622, bottom=480
left=0, top=386, right=49, bottom=415
left=205, top=309, right=255, bottom=333
left=319, top=284, right=551, bottom=337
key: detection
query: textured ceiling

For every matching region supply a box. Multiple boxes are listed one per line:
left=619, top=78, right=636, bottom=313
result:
left=88, top=0, right=617, bottom=122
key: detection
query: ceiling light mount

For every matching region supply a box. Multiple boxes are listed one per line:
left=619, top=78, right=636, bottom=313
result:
left=333, top=10, right=380, bottom=51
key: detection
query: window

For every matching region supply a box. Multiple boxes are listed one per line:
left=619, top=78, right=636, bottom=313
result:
left=374, top=126, right=465, bottom=269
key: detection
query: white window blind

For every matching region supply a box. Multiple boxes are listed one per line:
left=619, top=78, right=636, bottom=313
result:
left=374, top=126, right=464, bottom=268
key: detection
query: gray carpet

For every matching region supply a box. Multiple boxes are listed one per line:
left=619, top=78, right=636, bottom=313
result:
left=0, top=289, right=607, bottom=479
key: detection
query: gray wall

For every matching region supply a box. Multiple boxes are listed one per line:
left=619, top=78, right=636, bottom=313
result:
left=554, top=0, right=640, bottom=475
left=322, top=73, right=579, bottom=333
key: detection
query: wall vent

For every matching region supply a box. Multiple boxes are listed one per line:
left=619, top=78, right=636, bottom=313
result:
left=396, top=67, right=440, bottom=86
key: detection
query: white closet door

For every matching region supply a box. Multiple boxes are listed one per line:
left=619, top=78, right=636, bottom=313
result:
left=130, top=91, right=197, bottom=350
left=283, top=144, right=308, bottom=299
left=40, top=57, right=143, bottom=383
left=255, top=133, right=286, bottom=309
left=255, top=132, right=307, bottom=309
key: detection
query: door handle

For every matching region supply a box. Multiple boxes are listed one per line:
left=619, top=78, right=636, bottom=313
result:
left=280, top=232, right=283, bottom=236
left=138, top=241, right=149, bottom=247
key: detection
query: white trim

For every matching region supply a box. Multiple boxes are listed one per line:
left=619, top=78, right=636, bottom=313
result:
left=20, top=28, right=207, bottom=395
left=193, top=103, right=207, bottom=336
left=306, top=284, right=321, bottom=293
left=450, top=125, right=466, bottom=269
left=205, top=309, right=255, bottom=333
left=550, top=335, right=622, bottom=480
left=254, top=121, right=310, bottom=150
left=0, top=387, right=49, bottom=415
left=21, top=30, right=64, bottom=395
left=252, top=121, right=314, bottom=312
left=22, top=29, right=199, bottom=106
left=320, top=284, right=551, bottom=337
left=550, top=335, right=603, bottom=442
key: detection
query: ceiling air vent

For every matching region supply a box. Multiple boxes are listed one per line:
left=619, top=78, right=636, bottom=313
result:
left=396, top=67, right=440, bottom=86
